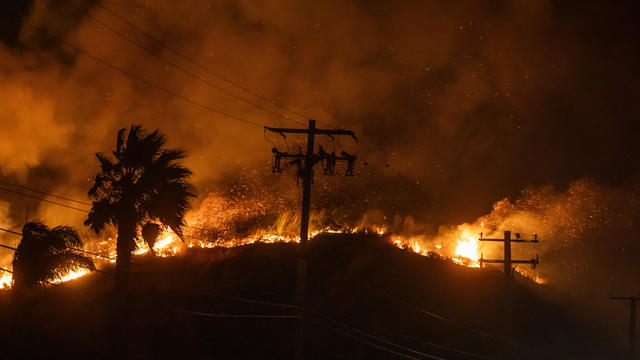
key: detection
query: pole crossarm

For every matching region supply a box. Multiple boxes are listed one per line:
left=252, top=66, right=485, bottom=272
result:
left=265, top=119, right=358, bottom=360
left=479, top=238, right=539, bottom=243
left=265, top=125, right=356, bottom=139
left=478, top=231, right=541, bottom=274
left=268, top=120, right=358, bottom=178
left=480, top=256, right=539, bottom=269
left=479, top=232, right=539, bottom=243
left=480, top=259, right=538, bottom=265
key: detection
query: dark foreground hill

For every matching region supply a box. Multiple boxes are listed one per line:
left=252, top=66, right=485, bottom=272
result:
left=0, top=233, right=621, bottom=359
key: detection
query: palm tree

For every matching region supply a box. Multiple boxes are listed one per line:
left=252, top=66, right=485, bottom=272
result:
left=141, top=222, right=163, bottom=256
left=84, top=125, right=194, bottom=292
left=12, top=220, right=95, bottom=289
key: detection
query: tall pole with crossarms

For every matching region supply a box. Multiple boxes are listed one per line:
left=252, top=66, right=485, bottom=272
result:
left=265, top=119, right=357, bottom=360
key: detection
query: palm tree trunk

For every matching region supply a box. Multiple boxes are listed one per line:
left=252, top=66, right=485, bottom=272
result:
left=115, top=220, right=136, bottom=295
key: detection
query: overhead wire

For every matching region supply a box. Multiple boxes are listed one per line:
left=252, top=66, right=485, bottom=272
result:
left=0, top=186, right=90, bottom=213
left=0, top=182, right=220, bottom=246
left=0, top=182, right=230, bottom=252
left=0, top=179, right=91, bottom=206
left=0, top=239, right=112, bottom=276
left=307, top=316, right=426, bottom=360
left=0, top=227, right=116, bottom=262
left=91, top=0, right=311, bottom=122
left=61, top=0, right=305, bottom=127
left=308, top=311, right=446, bottom=360
left=188, top=287, right=494, bottom=359
left=192, top=289, right=300, bottom=309
left=369, top=322, right=499, bottom=360
left=129, top=301, right=300, bottom=319
left=311, top=303, right=498, bottom=360
left=390, top=296, right=574, bottom=360
left=21, top=20, right=264, bottom=129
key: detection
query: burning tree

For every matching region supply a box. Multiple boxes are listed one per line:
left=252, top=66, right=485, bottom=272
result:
left=12, top=220, right=95, bottom=289
left=84, top=125, right=194, bottom=293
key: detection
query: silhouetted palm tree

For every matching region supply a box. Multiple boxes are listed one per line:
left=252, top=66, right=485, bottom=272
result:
left=12, top=220, right=95, bottom=289
left=141, top=222, right=163, bottom=256
left=84, top=125, right=194, bottom=292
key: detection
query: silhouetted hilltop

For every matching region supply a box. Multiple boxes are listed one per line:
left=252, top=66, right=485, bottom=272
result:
left=0, top=232, right=620, bottom=359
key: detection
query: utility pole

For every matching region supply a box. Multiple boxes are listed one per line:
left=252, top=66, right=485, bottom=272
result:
left=610, top=293, right=639, bottom=358
left=479, top=231, right=540, bottom=279
left=479, top=231, right=540, bottom=359
left=265, top=119, right=357, bottom=360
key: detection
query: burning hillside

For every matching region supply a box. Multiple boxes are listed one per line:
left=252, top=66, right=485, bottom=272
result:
left=0, top=231, right=620, bottom=359
left=2, top=177, right=632, bottom=289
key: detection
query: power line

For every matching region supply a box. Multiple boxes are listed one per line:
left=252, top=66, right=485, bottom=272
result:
left=0, top=227, right=115, bottom=261
left=0, top=243, right=17, bottom=251
left=22, top=20, right=264, bottom=129
left=0, top=186, right=90, bottom=213
left=391, top=296, right=573, bottom=360
left=373, top=323, right=498, bottom=360
left=0, top=227, right=20, bottom=236
left=307, top=316, right=426, bottom=360
left=314, top=304, right=498, bottom=360
left=61, top=0, right=304, bottom=127
left=193, top=290, right=301, bottom=309
left=129, top=301, right=300, bottom=319
left=0, top=240, right=108, bottom=275
left=309, top=311, right=446, bottom=360
left=390, top=297, right=498, bottom=340
left=193, top=287, right=494, bottom=360
left=92, top=0, right=311, bottom=123
left=0, top=183, right=220, bottom=247
left=68, top=247, right=115, bottom=261
left=0, top=179, right=91, bottom=206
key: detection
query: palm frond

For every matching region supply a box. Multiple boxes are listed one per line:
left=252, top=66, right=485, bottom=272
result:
left=84, top=200, right=116, bottom=234
left=49, top=225, right=83, bottom=248
left=13, top=220, right=94, bottom=288
left=86, top=124, right=195, bottom=290
left=114, top=127, right=127, bottom=159
left=141, top=222, right=163, bottom=255
left=141, top=180, right=194, bottom=239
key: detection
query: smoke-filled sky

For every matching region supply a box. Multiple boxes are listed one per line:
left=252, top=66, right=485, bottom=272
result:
left=1, top=0, right=640, bottom=314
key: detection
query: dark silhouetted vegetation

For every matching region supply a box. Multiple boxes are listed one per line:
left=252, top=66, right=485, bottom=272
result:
left=12, top=220, right=94, bottom=289
left=141, top=222, right=163, bottom=256
left=85, top=124, right=194, bottom=292
left=0, top=233, right=622, bottom=359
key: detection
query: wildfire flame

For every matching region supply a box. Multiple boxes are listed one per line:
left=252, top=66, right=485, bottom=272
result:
left=0, top=215, right=545, bottom=289
left=453, top=235, right=480, bottom=267
left=0, top=272, right=12, bottom=289
left=51, top=268, right=90, bottom=284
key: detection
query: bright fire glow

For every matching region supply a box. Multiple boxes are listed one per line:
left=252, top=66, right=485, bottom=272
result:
left=453, top=235, right=480, bottom=267
left=0, top=272, right=12, bottom=289
left=51, top=268, right=90, bottom=284
left=0, top=219, right=545, bottom=290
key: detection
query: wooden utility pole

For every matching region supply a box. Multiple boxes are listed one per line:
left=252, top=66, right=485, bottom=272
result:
left=479, top=231, right=539, bottom=279
left=610, top=294, right=638, bottom=358
left=265, top=119, right=357, bottom=360
left=479, top=231, right=540, bottom=359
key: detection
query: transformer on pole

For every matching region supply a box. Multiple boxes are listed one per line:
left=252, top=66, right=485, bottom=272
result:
left=265, top=119, right=357, bottom=360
